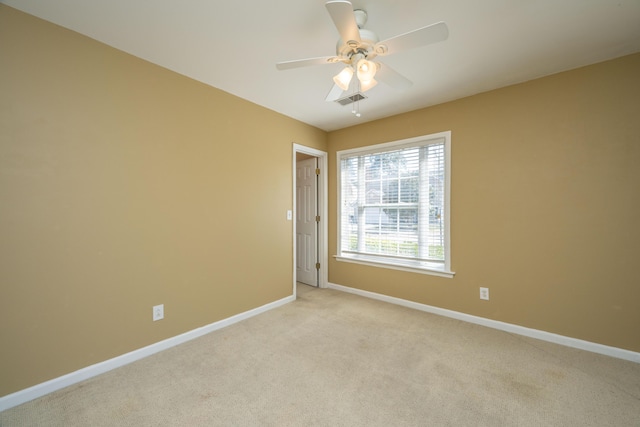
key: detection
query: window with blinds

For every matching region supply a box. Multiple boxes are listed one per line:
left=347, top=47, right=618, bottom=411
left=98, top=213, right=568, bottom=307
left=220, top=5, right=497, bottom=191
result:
left=337, top=132, right=453, bottom=277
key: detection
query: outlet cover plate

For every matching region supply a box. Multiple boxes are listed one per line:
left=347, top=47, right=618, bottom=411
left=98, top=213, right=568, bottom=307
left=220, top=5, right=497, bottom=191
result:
left=479, top=287, right=489, bottom=300
left=153, top=304, right=164, bottom=321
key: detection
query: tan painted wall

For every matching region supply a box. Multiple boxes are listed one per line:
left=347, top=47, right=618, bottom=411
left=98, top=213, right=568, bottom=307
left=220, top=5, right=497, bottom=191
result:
left=0, top=5, right=326, bottom=397
left=328, top=52, right=640, bottom=353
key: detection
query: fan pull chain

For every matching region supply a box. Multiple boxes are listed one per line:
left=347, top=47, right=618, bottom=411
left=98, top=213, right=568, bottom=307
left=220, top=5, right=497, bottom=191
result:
left=352, top=79, right=361, bottom=118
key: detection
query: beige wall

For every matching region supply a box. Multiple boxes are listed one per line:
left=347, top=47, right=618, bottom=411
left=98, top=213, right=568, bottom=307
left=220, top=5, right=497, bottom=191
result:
left=0, top=5, right=326, bottom=397
left=328, top=53, right=640, bottom=353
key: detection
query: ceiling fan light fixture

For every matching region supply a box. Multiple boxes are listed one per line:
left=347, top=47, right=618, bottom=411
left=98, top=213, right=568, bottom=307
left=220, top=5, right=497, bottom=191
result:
left=333, top=66, right=354, bottom=91
left=277, top=3, right=449, bottom=109
left=359, top=78, right=378, bottom=92
left=356, top=58, right=377, bottom=83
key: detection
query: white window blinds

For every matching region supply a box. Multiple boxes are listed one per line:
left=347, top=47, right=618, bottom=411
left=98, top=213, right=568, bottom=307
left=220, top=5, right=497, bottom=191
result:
left=337, top=133, right=451, bottom=275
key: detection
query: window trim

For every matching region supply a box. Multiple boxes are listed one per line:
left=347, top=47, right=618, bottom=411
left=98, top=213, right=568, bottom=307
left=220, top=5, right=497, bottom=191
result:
left=335, top=131, right=454, bottom=278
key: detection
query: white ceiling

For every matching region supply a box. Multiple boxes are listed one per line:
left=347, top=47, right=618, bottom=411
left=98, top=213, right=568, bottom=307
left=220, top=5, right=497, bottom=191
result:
left=3, top=0, right=640, bottom=131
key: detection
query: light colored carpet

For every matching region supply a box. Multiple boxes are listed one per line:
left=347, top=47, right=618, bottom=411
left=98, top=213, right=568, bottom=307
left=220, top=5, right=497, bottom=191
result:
left=2, top=284, right=639, bottom=426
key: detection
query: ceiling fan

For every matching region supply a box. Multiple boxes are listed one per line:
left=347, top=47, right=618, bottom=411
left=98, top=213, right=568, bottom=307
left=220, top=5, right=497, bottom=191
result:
left=276, top=0, right=449, bottom=103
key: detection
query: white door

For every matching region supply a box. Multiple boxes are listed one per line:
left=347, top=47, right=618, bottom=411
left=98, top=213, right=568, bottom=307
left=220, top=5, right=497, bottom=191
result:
left=296, top=157, right=318, bottom=286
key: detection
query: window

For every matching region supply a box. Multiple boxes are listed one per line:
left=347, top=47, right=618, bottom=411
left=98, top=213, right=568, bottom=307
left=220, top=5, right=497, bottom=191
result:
left=336, top=131, right=453, bottom=277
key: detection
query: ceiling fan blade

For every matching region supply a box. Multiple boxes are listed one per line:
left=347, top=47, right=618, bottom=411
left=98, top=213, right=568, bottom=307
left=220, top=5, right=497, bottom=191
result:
left=325, top=0, right=361, bottom=47
left=325, top=83, right=344, bottom=102
left=375, top=62, right=413, bottom=91
left=374, top=21, right=448, bottom=56
left=276, top=56, right=340, bottom=70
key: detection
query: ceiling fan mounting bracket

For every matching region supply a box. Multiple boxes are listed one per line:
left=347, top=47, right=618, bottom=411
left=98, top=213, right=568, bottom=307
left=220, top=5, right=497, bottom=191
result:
left=353, top=9, right=367, bottom=28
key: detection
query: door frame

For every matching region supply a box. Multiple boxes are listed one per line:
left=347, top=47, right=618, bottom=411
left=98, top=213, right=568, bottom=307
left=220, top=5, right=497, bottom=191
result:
left=292, top=144, right=328, bottom=296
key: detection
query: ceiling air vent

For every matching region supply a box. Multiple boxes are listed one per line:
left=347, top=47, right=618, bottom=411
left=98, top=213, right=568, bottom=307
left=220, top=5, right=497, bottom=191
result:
left=335, top=93, right=366, bottom=106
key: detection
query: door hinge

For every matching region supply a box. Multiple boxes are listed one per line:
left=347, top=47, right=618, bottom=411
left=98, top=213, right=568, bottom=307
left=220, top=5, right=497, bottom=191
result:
left=315, top=215, right=320, bottom=222
left=315, top=168, right=320, bottom=175
left=315, top=263, right=320, bottom=270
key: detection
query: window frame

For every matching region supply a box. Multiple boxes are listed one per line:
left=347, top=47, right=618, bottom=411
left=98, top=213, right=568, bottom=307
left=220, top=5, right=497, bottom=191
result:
left=335, top=131, right=454, bottom=278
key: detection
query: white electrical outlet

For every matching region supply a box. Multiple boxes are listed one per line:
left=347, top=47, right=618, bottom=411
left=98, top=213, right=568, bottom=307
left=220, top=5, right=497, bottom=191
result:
left=153, top=304, right=164, bottom=321
left=479, top=287, right=489, bottom=300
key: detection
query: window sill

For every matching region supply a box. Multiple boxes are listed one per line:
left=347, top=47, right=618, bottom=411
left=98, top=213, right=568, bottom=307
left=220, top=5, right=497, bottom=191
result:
left=335, top=254, right=455, bottom=278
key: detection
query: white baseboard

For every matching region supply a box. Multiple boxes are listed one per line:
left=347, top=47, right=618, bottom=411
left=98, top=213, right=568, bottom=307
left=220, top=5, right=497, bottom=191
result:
left=0, top=295, right=295, bottom=412
left=327, top=282, right=640, bottom=364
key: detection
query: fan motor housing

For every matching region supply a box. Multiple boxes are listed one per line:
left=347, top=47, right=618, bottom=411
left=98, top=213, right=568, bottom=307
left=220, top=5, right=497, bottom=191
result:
left=336, top=28, right=379, bottom=57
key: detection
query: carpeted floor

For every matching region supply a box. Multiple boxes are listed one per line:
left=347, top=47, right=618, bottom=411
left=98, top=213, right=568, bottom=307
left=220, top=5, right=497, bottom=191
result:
left=2, top=284, right=639, bottom=426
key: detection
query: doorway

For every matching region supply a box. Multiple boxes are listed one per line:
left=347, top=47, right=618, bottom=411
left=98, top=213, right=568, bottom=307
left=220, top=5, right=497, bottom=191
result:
left=296, top=156, right=318, bottom=287
left=293, top=144, right=327, bottom=296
